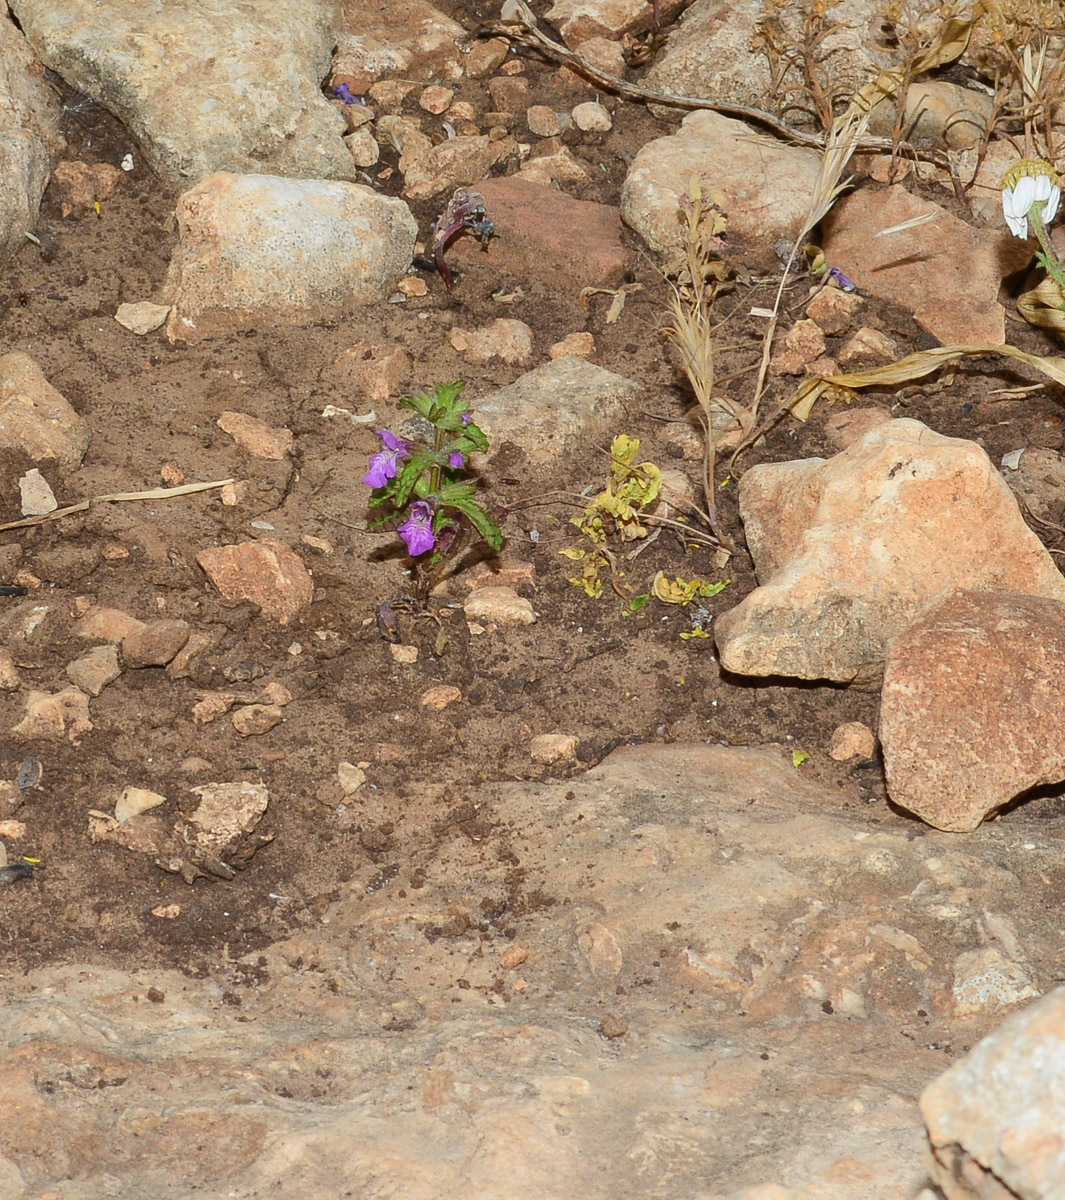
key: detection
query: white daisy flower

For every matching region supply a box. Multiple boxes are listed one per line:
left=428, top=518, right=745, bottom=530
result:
left=1001, top=158, right=1063, bottom=239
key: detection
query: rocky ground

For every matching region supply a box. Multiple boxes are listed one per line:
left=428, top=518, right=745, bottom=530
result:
left=0, top=1, right=1064, bottom=1197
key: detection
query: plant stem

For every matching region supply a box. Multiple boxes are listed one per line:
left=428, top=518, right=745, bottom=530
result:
left=429, top=426, right=445, bottom=495
left=1030, top=200, right=1065, bottom=293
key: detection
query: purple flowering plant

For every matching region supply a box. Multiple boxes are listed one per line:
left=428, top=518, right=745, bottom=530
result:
left=364, top=381, right=502, bottom=604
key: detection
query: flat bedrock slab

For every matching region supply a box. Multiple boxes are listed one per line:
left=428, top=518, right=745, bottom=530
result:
left=2, top=741, right=1064, bottom=1197
left=715, top=418, right=1065, bottom=681
left=8, top=0, right=354, bottom=184
left=621, top=111, right=822, bottom=273
left=922, top=986, right=1065, bottom=1200
left=164, top=173, right=417, bottom=344
left=881, top=590, right=1065, bottom=832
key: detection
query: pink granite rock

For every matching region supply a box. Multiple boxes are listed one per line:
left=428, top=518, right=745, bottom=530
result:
left=197, top=540, right=313, bottom=624
left=881, top=589, right=1065, bottom=832
left=715, top=419, right=1065, bottom=682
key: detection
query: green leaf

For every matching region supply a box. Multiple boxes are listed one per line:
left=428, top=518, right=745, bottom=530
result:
left=393, top=457, right=428, bottom=508
left=436, top=480, right=479, bottom=505
left=446, top=496, right=503, bottom=552
left=400, top=390, right=435, bottom=420
left=628, top=593, right=651, bottom=613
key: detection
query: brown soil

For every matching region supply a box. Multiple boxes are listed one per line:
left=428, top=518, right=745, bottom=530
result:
left=2, top=7, right=1065, bottom=985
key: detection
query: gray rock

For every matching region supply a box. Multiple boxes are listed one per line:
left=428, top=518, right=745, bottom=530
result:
left=0, top=130, right=50, bottom=262
left=0, top=10, right=62, bottom=261
left=922, top=987, right=1065, bottom=1199
left=715, top=419, right=1065, bottom=681
left=642, top=0, right=892, bottom=119
left=620, top=111, right=822, bottom=273
left=0, top=351, right=91, bottom=468
left=163, top=173, right=417, bottom=343
left=881, top=590, right=1065, bottom=832
left=8, top=0, right=354, bottom=184
left=333, top=0, right=465, bottom=85
left=473, top=356, right=639, bottom=466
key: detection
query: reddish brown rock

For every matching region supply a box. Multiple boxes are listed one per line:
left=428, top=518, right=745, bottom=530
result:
left=715, top=419, right=1065, bottom=682
left=197, top=540, right=313, bottom=624
left=821, top=185, right=1032, bottom=346
left=121, top=619, right=191, bottom=668
left=451, top=176, right=633, bottom=288
left=829, top=721, right=876, bottom=763
left=881, top=590, right=1065, bottom=832
left=74, top=606, right=146, bottom=643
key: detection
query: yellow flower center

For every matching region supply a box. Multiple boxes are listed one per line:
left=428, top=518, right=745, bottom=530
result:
left=1001, top=157, right=1063, bottom=192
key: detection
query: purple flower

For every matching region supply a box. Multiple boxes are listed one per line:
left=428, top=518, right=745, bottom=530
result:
left=828, top=265, right=856, bottom=293
left=461, top=413, right=472, bottom=426
left=448, top=451, right=465, bottom=469
left=364, top=430, right=408, bottom=488
left=398, top=501, right=436, bottom=556
left=334, top=82, right=363, bottom=105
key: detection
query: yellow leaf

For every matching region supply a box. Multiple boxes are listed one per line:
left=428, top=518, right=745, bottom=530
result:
left=792, top=749, right=810, bottom=768
left=679, top=628, right=712, bottom=640
left=558, top=547, right=585, bottom=560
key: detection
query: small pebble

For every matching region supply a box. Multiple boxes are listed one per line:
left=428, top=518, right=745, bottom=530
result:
left=599, top=1014, right=628, bottom=1039
left=572, top=101, right=612, bottom=132
left=232, top=704, right=284, bottom=737
left=419, top=85, right=454, bottom=114
left=499, top=945, right=528, bottom=969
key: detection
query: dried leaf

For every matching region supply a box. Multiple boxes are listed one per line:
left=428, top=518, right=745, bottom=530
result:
left=791, top=343, right=1065, bottom=421
left=1017, top=277, right=1065, bottom=333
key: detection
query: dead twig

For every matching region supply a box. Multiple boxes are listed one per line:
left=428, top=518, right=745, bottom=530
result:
left=0, top=478, right=234, bottom=532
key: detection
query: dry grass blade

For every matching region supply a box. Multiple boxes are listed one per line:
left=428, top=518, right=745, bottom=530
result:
left=739, top=101, right=871, bottom=455
left=790, top=344, right=1065, bottom=421
left=0, top=477, right=234, bottom=532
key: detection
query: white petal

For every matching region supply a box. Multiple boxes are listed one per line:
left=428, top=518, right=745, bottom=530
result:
left=1033, top=174, right=1054, bottom=203
left=1012, top=174, right=1037, bottom=215
left=1044, top=184, right=1061, bottom=224
left=1005, top=212, right=1029, bottom=238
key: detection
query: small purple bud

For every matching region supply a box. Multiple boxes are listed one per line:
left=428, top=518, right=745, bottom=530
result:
left=461, top=413, right=472, bottom=426
left=398, top=501, right=436, bottom=556
left=449, top=451, right=465, bottom=469
left=828, top=265, right=856, bottom=293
